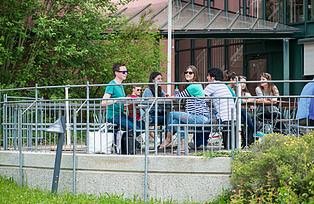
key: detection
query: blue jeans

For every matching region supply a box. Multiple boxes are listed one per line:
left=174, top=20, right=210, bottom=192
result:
left=150, top=113, right=166, bottom=126
left=166, top=111, right=210, bottom=135
left=108, top=113, right=144, bottom=135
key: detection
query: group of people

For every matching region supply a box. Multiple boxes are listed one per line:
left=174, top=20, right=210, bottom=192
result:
left=101, top=63, right=312, bottom=153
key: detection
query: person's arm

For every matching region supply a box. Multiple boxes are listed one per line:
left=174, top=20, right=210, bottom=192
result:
left=175, top=87, right=191, bottom=98
left=101, top=84, right=116, bottom=106
left=101, top=93, right=116, bottom=106
left=204, top=84, right=213, bottom=96
left=142, top=88, right=153, bottom=97
left=242, top=92, right=254, bottom=103
left=270, top=85, right=279, bottom=102
left=255, top=87, right=265, bottom=103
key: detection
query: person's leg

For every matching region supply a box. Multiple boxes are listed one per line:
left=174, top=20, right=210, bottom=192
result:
left=114, top=113, right=144, bottom=136
left=165, top=111, right=181, bottom=135
left=159, top=112, right=181, bottom=148
left=170, top=112, right=210, bottom=148
left=194, top=126, right=211, bottom=147
left=241, top=109, right=254, bottom=147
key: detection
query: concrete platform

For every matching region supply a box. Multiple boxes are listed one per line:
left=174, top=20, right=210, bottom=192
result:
left=0, top=151, right=231, bottom=203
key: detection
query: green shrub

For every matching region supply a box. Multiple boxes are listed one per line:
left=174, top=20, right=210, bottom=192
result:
left=230, top=132, right=314, bottom=203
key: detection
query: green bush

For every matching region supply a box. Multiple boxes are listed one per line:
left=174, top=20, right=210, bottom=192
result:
left=231, top=132, right=314, bottom=203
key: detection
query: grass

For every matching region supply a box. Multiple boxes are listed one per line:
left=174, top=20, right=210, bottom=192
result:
left=0, top=176, right=162, bottom=204
left=0, top=176, right=230, bottom=204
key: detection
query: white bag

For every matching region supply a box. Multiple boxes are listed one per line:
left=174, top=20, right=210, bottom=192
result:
left=88, top=130, right=114, bottom=154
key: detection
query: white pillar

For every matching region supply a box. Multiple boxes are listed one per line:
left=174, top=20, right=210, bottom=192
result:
left=283, top=38, right=290, bottom=95
left=167, top=0, right=172, bottom=95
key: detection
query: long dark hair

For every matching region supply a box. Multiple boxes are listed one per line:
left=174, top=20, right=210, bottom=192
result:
left=259, top=72, right=277, bottom=95
left=148, top=72, right=163, bottom=97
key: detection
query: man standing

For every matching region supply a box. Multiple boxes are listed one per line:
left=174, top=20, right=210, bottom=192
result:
left=204, top=68, right=236, bottom=149
left=102, top=64, right=141, bottom=153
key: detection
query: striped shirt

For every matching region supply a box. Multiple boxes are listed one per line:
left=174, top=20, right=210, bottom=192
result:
left=175, top=84, right=210, bottom=116
left=204, top=82, right=235, bottom=122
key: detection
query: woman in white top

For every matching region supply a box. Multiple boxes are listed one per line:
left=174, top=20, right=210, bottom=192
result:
left=255, top=72, right=279, bottom=103
left=255, top=72, right=281, bottom=122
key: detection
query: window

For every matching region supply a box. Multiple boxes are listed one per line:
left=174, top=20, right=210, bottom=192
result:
left=309, top=0, right=314, bottom=21
left=288, top=0, right=304, bottom=23
left=304, top=42, right=314, bottom=76
left=266, top=0, right=284, bottom=23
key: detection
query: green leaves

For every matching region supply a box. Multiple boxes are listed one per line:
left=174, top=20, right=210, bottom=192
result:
left=0, top=0, right=164, bottom=98
left=231, top=133, right=314, bottom=203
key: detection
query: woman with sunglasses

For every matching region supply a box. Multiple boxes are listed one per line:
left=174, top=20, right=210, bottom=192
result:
left=159, top=65, right=210, bottom=150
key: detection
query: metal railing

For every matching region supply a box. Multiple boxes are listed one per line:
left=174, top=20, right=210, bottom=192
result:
left=1, top=80, right=314, bottom=155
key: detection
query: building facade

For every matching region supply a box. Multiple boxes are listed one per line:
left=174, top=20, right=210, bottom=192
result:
left=120, top=0, right=314, bottom=94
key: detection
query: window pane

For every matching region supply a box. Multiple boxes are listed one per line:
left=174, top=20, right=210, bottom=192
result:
left=228, top=0, right=240, bottom=13
left=195, top=49, right=208, bottom=82
left=309, top=0, right=314, bottom=21
left=211, top=40, right=225, bottom=70
left=266, top=0, right=284, bottom=23
left=288, top=0, right=304, bottom=23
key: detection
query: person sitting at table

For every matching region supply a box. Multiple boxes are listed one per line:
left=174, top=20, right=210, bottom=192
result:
left=205, top=68, right=236, bottom=150
left=255, top=72, right=279, bottom=103
left=102, top=63, right=141, bottom=132
left=224, top=72, right=255, bottom=147
left=255, top=72, right=282, bottom=133
left=101, top=63, right=142, bottom=154
left=159, top=65, right=210, bottom=150
left=142, top=71, right=167, bottom=126
left=127, top=85, right=143, bottom=121
left=255, top=72, right=280, bottom=115
left=296, top=78, right=314, bottom=126
left=239, top=76, right=254, bottom=102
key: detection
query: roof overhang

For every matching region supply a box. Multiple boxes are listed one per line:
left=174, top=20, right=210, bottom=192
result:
left=118, top=0, right=300, bottom=39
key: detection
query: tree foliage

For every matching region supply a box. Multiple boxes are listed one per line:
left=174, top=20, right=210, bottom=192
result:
left=0, top=0, right=164, bottom=98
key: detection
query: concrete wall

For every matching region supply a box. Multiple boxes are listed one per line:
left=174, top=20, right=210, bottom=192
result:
left=0, top=151, right=231, bottom=203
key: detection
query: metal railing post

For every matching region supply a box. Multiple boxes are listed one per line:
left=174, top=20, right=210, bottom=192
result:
left=231, top=108, right=235, bottom=151
left=235, top=80, right=242, bottom=149
left=144, top=108, right=150, bottom=203
left=3, top=94, right=8, bottom=150
left=35, top=84, right=38, bottom=149
left=72, top=110, right=77, bottom=194
left=65, top=86, right=71, bottom=145
left=86, top=81, right=90, bottom=148
left=18, top=108, right=24, bottom=186
left=143, top=98, right=157, bottom=203
left=13, top=106, right=18, bottom=150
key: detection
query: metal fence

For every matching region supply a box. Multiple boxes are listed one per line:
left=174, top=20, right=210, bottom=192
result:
left=1, top=80, right=314, bottom=155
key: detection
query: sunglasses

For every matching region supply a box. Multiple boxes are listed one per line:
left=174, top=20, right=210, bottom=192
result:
left=117, top=70, right=128, bottom=74
left=184, top=71, right=194, bottom=75
left=136, top=89, right=142, bottom=91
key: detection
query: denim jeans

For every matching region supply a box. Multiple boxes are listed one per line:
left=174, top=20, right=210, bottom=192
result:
left=241, top=109, right=254, bottom=146
left=108, top=113, right=144, bottom=136
left=166, top=111, right=210, bottom=135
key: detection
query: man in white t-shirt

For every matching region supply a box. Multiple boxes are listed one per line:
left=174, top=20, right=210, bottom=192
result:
left=204, top=68, right=235, bottom=149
